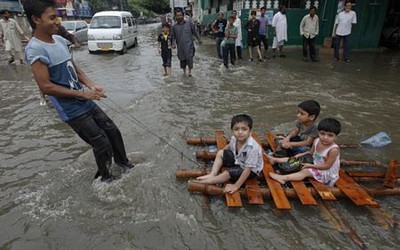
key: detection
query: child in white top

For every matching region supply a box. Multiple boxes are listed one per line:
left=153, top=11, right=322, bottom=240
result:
left=195, top=114, right=263, bottom=194
left=269, top=118, right=341, bottom=187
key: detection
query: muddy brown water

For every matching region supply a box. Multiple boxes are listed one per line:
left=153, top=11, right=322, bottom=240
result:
left=0, top=23, right=399, bottom=249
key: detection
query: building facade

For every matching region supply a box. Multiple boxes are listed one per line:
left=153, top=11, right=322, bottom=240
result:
left=0, top=0, right=22, bottom=12
left=198, top=0, right=390, bottom=49
left=56, top=0, right=92, bottom=19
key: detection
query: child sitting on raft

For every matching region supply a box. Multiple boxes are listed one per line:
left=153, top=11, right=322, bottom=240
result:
left=269, top=118, right=341, bottom=187
left=275, top=100, right=321, bottom=157
left=195, top=114, right=263, bottom=194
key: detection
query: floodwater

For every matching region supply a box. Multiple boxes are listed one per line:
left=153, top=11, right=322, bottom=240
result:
left=0, top=23, right=399, bottom=249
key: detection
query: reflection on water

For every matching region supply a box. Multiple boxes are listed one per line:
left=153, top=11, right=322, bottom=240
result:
left=0, top=23, right=399, bottom=249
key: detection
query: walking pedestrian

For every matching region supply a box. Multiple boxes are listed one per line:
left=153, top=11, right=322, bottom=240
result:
left=258, top=6, right=270, bottom=59
left=223, top=15, right=237, bottom=68
left=23, top=0, right=135, bottom=183
left=333, top=1, right=357, bottom=63
left=231, top=10, right=243, bottom=60
left=272, top=5, right=288, bottom=58
left=171, top=8, right=202, bottom=77
left=0, top=10, right=29, bottom=64
left=300, top=6, right=319, bottom=62
left=211, top=11, right=227, bottom=59
left=158, top=23, right=172, bottom=76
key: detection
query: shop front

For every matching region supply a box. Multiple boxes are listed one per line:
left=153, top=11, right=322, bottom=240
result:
left=200, top=0, right=389, bottom=49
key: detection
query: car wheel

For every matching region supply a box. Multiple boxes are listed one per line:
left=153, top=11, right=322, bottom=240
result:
left=119, top=43, right=128, bottom=55
left=89, top=50, right=94, bottom=54
left=133, top=37, right=138, bottom=47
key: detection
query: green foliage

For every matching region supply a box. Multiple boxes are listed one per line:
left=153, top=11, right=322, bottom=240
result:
left=87, top=0, right=170, bottom=16
left=87, top=0, right=113, bottom=13
left=128, top=0, right=170, bottom=15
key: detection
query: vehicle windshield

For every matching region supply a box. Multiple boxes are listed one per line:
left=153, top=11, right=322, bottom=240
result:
left=90, top=16, right=121, bottom=29
left=61, top=22, right=75, bottom=31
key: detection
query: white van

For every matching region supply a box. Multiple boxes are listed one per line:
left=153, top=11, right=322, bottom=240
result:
left=88, top=11, right=138, bottom=54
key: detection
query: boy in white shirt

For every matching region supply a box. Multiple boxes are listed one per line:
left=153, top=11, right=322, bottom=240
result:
left=195, top=114, right=263, bottom=194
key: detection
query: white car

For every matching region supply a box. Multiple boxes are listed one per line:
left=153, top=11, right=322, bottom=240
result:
left=61, top=20, right=89, bottom=43
left=88, top=11, right=138, bottom=54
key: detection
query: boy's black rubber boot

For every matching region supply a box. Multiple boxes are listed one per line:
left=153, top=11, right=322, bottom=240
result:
left=100, top=173, right=117, bottom=183
left=118, top=162, right=135, bottom=173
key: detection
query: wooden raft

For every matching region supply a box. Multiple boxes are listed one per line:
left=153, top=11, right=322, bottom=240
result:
left=179, top=131, right=399, bottom=209
left=263, top=132, right=317, bottom=206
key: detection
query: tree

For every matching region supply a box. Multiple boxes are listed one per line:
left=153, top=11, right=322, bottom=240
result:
left=88, top=0, right=170, bottom=16
left=127, top=0, right=170, bottom=14
left=87, top=0, right=110, bottom=13
left=88, top=0, right=129, bottom=13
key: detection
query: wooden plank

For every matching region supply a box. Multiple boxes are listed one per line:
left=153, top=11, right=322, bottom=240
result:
left=245, top=178, right=264, bottom=204
left=290, top=181, right=317, bottom=205
left=264, top=131, right=277, bottom=152
left=253, top=132, right=291, bottom=209
left=336, top=170, right=380, bottom=207
left=319, top=202, right=366, bottom=249
left=225, top=191, right=243, bottom=207
left=309, top=179, right=337, bottom=200
left=383, top=160, right=398, bottom=188
left=347, top=171, right=400, bottom=178
left=366, top=206, right=397, bottom=230
left=215, top=130, right=228, bottom=149
left=261, top=164, right=291, bottom=209
left=215, top=130, right=243, bottom=207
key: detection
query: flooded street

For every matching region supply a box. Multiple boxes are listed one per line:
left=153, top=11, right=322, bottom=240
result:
left=1, top=23, right=399, bottom=249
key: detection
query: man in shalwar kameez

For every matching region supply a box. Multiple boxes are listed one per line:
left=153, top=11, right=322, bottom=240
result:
left=171, top=9, right=202, bottom=77
left=231, top=10, right=243, bottom=60
left=0, top=10, right=27, bottom=64
left=272, top=5, right=288, bottom=58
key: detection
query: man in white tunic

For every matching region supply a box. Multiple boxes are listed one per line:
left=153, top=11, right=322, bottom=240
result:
left=0, top=10, right=27, bottom=64
left=272, top=5, right=287, bottom=58
left=231, top=10, right=243, bottom=60
left=333, top=1, right=357, bottom=63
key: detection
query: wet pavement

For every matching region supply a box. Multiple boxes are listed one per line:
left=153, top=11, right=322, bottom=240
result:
left=0, top=23, right=399, bottom=249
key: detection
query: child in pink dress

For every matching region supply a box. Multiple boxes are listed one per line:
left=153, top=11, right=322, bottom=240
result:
left=268, top=118, right=341, bottom=187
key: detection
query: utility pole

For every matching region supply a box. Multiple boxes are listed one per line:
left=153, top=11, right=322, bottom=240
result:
left=120, top=0, right=123, bottom=11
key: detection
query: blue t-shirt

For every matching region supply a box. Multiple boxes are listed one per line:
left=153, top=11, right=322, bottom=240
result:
left=258, top=16, right=268, bottom=35
left=25, top=35, right=95, bottom=121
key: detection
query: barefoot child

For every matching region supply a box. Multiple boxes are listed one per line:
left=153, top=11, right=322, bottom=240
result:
left=269, top=118, right=341, bottom=187
left=196, top=114, right=263, bottom=194
left=276, top=100, right=320, bottom=156
left=158, top=23, right=172, bottom=76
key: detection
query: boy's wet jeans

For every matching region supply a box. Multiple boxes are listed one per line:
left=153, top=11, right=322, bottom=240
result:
left=223, top=43, right=235, bottom=67
left=67, top=105, right=129, bottom=178
left=235, top=45, right=242, bottom=60
left=216, top=37, right=224, bottom=59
